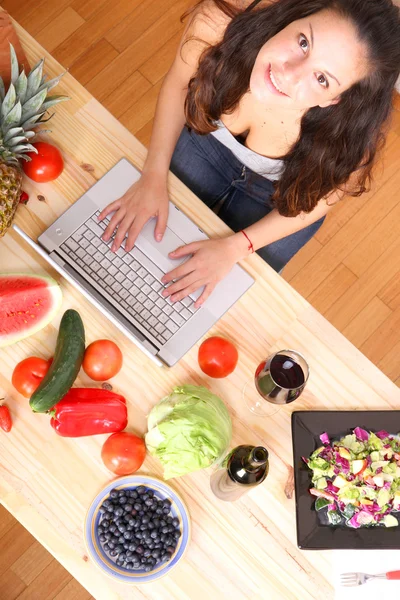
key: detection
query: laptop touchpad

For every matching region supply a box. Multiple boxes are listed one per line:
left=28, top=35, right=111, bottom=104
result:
left=135, top=218, right=188, bottom=274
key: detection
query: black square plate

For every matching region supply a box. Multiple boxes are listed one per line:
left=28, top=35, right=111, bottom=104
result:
left=292, top=411, right=400, bottom=550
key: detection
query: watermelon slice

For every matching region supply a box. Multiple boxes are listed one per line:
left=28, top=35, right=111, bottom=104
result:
left=0, top=273, right=62, bottom=347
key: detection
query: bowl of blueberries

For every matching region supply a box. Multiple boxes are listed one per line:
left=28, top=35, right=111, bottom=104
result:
left=85, top=475, right=191, bottom=583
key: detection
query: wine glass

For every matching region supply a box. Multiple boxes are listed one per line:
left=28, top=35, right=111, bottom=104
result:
left=243, top=349, right=309, bottom=416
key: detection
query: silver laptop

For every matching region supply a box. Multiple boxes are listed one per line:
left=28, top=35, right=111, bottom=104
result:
left=14, top=158, right=254, bottom=366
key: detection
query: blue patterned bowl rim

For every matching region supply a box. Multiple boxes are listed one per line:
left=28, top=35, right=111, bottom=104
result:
left=84, top=475, right=191, bottom=584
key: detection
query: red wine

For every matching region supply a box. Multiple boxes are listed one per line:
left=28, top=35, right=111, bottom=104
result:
left=270, top=354, right=305, bottom=388
left=255, top=353, right=306, bottom=404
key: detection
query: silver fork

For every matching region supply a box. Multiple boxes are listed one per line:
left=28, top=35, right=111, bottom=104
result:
left=340, top=570, right=400, bottom=586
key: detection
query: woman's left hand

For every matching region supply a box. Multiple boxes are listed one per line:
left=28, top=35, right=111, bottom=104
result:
left=161, top=237, right=242, bottom=307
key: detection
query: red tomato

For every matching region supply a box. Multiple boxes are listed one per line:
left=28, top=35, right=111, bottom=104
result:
left=101, top=432, right=146, bottom=475
left=22, top=142, right=64, bottom=182
left=12, top=356, right=52, bottom=398
left=82, top=339, right=123, bottom=381
left=198, top=336, right=238, bottom=378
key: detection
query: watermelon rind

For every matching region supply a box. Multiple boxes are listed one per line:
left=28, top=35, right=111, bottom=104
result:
left=0, top=273, right=63, bottom=347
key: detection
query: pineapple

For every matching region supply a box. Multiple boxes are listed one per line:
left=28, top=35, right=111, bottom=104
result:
left=0, top=44, right=69, bottom=237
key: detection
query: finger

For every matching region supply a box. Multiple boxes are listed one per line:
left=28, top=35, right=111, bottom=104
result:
left=169, top=242, right=199, bottom=258
left=102, top=209, right=126, bottom=242
left=170, top=279, right=206, bottom=303
left=111, top=215, right=135, bottom=251
left=125, top=216, right=149, bottom=252
left=194, top=283, right=215, bottom=307
left=163, top=273, right=198, bottom=299
left=161, top=260, right=196, bottom=286
left=98, top=199, right=121, bottom=221
left=154, top=205, right=168, bottom=242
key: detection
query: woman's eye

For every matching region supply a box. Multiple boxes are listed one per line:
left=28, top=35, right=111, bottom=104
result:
left=316, top=73, right=329, bottom=88
left=299, top=34, right=309, bottom=52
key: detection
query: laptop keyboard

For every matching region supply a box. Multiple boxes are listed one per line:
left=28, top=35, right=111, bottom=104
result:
left=59, top=211, right=198, bottom=346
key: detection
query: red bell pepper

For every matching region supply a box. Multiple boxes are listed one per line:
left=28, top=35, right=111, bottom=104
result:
left=50, top=388, right=127, bottom=437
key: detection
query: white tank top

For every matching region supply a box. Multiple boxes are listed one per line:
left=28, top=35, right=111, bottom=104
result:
left=210, top=120, right=284, bottom=181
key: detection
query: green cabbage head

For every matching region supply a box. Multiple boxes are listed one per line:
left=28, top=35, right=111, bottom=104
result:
left=145, top=385, right=232, bottom=479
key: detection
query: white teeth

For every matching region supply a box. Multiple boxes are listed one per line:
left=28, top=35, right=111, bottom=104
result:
left=269, top=67, right=284, bottom=94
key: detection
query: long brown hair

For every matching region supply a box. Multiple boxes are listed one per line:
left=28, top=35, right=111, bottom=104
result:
left=183, top=0, right=400, bottom=216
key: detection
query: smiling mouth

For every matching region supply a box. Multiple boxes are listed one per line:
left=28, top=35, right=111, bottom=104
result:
left=268, top=66, right=288, bottom=97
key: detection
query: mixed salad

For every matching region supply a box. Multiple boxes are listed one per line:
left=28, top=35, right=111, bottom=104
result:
left=304, top=427, right=400, bottom=528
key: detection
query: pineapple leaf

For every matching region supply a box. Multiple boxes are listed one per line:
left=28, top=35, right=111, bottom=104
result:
left=9, top=44, right=20, bottom=86
left=7, top=135, right=29, bottom=147
left=1, top=83, right=16, bottom=122
left=15, top=71, right=28, bottom=103
left=24, top=130, right=36, bottom=139
left=41, top=95, right=69, bottom=112
left=0, top=77, right=5, bottom=101
left=11, top=143, right=36, bottom=154
left=38, top=72, right=67, bottom=94
left=19, top=154, right=33, bottom=162
left=3, top=101, right=22, bottom=128
left=21, top=88, right=47, bottom=122
left=26, top=59, right=44, bottom=99
left=20, top=112, right=46, bottom=129
left=4, top=127, right=24, bottom=142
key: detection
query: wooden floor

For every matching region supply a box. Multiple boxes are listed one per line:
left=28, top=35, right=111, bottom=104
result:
left=1, top=0, right=399, bottom=598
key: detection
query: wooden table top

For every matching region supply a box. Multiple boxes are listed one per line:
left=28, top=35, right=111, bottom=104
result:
left=1, top=20, right=399, bottom=600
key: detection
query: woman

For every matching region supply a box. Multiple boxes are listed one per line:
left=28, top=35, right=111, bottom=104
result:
left=99, top=0, right=400, bottom=307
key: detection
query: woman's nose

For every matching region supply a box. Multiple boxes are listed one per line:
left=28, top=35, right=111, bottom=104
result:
left=281, top=57, right=308, bottom=89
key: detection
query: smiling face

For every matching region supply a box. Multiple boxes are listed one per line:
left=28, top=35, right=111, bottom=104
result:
left=249, top=9, right=370, bottom=110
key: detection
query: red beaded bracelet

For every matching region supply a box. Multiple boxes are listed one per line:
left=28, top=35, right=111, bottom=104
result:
left=240, top=229, right=254, bottom=253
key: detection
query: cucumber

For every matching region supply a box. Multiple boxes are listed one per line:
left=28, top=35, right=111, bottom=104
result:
left=30, top=309, right=85, bottom=413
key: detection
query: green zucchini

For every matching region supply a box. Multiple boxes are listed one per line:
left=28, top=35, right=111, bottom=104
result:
left=30, top=309, right=85, bottom=413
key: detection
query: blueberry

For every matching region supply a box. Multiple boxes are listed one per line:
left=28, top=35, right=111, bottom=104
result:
left=143, top=549, right=151, bottom=557
left=124, top=504, right=133, bottom=512
left=138, top=510, right=145, bottom=517
left=173, top=530, right=181, bottom=539
left=109, top=524, right=117, bottom=533
left=140, top=524, right=148, bottom=531
left=155, top=508, right=163, bottom=515
left=109, top=549, right=118, bottom=557
left=167, top=546, right=175, bottom=554
left=106, top=505, right=114, bottom=513
left=99, top=534, right=106, bottom=543
left=119, top=496, right=127, bottom=505
left=152, top=549, right=161, bottom=558
left=116, top=558, right=124, bottom=566
left=118, top=490, right=127, bottom=497
left=145, top=565, right=152, bottom=572
left=110, top=490, right=119, bottom=499
left=130, top=490, right=138, bottom=499
left=128, top=543, right=137, bottom=552
left=126, top=563, right=134, bottom=570
left=153, top=518, right=160, bottom=528
left=118, top=535, right=125, bottom=543
left=115, top=544, right=124, bottom=553
left=123, top=531, right=132, bottom=540
left=136, top=545, right=144, bottom=555
left=123, top=543, right=130, bottom=550
left=166, top=517, right=173, bottom=524
left=103, top=543, right=110, bottom=552
left=137, top=486, right=146, bottom=495
left=163, top=499, right=171, bottom=508
left=118, top=524, right=126, bottom=533
left=133, top=561, right=141, bottom=569
left=133, top=503, right=142, bottom=511
left=135, top=531, right=143, bottom=539
left=161, top=526, right=169, bottom=534
left=114, top=507, right=124, bottom=517
left=108, top=541, right=115, bottom=550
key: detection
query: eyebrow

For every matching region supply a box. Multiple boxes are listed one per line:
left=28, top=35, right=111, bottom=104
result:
left=309, top=23, right=341, bottom=87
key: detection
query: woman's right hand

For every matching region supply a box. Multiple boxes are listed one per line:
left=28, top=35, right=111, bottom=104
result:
left=98, top=171, right=169, bottom=252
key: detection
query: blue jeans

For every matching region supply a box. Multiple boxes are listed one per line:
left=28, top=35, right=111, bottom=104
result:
left=170, top=127, right=325, bottom=272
